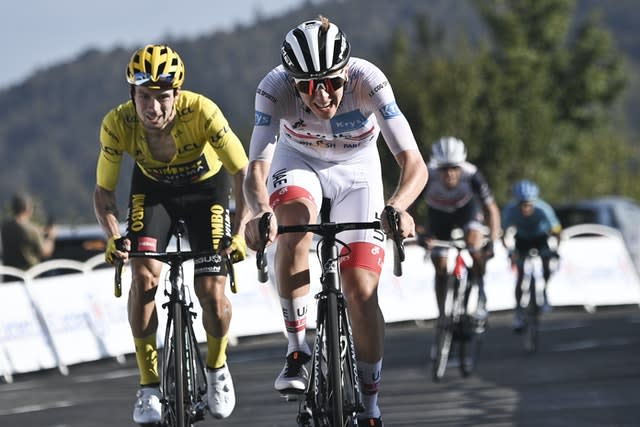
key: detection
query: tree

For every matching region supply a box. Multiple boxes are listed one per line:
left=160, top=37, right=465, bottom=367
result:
left=382, top=0, right=633, bottom=210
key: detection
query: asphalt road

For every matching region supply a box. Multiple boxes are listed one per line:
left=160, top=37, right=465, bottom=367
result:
left=1, top=305, right=639, bottom=427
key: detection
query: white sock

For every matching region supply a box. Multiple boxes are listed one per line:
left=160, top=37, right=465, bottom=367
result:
left=357, top=359, right=382, bottom=418
left=280, top=296, right=311, bottom=355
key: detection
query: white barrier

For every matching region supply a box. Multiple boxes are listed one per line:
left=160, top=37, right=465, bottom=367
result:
left=0, top=224, right=638, bottom=380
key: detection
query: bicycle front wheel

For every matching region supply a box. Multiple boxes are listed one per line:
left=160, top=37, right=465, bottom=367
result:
left=432, top=277, right=456, bottom=382
left=173, top=300, right=188, bottom=426
left=326, top=291, right=344, bottom=426
left=458, top=315, right=483, bottom=377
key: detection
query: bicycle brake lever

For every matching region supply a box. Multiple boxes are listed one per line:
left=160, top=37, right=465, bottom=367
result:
left=114, top=259, right=124, bottom=298
left=257, top=212, right=272, bottom=283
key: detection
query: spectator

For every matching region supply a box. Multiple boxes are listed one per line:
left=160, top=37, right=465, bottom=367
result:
left=1, top=192, right=57, bottom=271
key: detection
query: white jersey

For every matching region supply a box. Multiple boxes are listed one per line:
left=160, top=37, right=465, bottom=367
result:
left=249, top=57, right=419, bottom=164
left=423, top=162, right=495, bottom=213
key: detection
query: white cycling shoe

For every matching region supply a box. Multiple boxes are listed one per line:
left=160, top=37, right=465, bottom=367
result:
left=133, top=386, right=162, bottom=424
left=207, top=364, right=236, bottom=419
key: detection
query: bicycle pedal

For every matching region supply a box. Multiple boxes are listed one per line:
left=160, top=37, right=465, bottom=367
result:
left=280, top=390, right=304, bottom=401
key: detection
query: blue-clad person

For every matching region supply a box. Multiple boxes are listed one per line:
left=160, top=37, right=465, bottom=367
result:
left=502, top=180, right=561, bottom=330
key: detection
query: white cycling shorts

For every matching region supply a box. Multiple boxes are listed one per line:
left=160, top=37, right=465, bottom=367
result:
left=267, top=143, right=387, bottom=273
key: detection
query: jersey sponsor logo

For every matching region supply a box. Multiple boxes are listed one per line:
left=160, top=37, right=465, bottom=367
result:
left=101, top=145, right=122, bottom=156
left=255, top=111, right=272, bottom=126
left=272, top=168, right=288, bottom=188
left=177, top=143, right=202, bottom=155
left=177, top=106, right=194, bottom=117
left=144, top=155, right=210, bottom=185
left=210, top=204, right=226, bottom=250
left=379, top=102, right=402, bottom=119
left=194, top=265, right=222, bottom=274
left=368, top=80, right=389, bottom=97
left=209, top=126, right=229, bottom=149
left=330, top=110, right=367, bottom=133
left=137, top=236, right=157, bottom=251
left=195, top=254, right=223, bottom=264
left=102, top=124, right=120, bottom=144
left=130, top=194, right=145, bottom=232
left=256, top=88, right=277, bottom=103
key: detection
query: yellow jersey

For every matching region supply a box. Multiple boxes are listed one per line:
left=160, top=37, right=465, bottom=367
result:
left=97, top=90, right=248, bottom=190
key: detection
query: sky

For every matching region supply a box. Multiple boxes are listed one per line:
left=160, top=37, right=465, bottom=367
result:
left=3, top=0, right=305, bottom=90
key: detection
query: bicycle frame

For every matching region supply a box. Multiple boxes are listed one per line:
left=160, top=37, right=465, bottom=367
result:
left=114, top=220, right=237, bottom=427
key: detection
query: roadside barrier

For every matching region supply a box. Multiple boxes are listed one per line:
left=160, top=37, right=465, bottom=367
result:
left=1, top=225, right=638, bottom=382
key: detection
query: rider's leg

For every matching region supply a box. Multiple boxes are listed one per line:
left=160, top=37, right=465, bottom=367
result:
left=432, top=254, right=448, bottom=319
left=541, top=255, right=553, bottom=311
left=467, top=228, right=488, bottom=310
left=342, top=266, right=384, bottom=419
left=194, top=274, right=232, bottom=369
left=274, top=199, right=316, bottom=354
left=129, top=258, right=163, bottom=386
left=195, top=273, right=237, bottom=418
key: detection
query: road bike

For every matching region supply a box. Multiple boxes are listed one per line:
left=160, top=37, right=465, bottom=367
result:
left=256, top=201, right=403, bottom=427
left=428, top=229, right=486, bottom=382
left=515, top=247, right=558, bottom=353
left=114, top=219, right=237, bottom=427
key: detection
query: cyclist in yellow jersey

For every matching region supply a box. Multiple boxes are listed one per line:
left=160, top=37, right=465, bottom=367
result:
left=93, top=44, right=249, bottom=424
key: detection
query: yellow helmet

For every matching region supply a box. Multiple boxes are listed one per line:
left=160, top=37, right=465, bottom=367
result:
left=126, top=44, right=185, bottom=88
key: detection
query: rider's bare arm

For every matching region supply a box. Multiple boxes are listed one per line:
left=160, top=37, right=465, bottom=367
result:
left=385, top=149, right=428, bottom=238
left=243, top=160, right=277, bottom=250
left=93, top=184, right=121, bottom=239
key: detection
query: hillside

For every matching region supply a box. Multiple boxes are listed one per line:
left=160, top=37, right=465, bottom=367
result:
left=0, top=0, right=637, bottom=224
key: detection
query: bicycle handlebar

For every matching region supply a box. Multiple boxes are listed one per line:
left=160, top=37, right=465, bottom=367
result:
left=114, top=238, right=238, bottom=297
left=255, top=206, right=405, bottom=282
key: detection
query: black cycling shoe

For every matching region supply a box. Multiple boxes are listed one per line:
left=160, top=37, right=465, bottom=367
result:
left=274, top=351, right=311, bottom=395
left=357, top=416, right=384, bottom=426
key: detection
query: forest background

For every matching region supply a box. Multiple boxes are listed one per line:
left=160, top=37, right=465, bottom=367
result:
left=0, top=0, right=637, bottom=224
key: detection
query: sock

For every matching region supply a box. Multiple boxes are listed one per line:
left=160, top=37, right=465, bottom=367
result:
left=280, top=296, right=311, bottom=355
left=357, top=359, right=382, bottom=418
left=206, top=334, right=229, bottom=369
left=134, top=334, right=160, bottom=386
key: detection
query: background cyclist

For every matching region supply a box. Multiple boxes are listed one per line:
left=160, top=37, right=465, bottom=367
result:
left=417, top=137, right=501, bottom=327
left=93, top=44, right=250, bottom=423
left=243, top=16, right=428, bottom=426
left=501, top=179, right=562, bottom=331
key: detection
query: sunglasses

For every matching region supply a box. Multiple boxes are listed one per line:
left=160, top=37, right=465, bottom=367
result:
left=131, top=71, right=175, bottom=87
left=294, top=76, right=347, bottom=96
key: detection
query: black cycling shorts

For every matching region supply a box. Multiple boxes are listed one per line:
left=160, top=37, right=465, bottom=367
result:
left=426, top=200, right=484, bottom=240
left=125, top=165, right=232, bottom=277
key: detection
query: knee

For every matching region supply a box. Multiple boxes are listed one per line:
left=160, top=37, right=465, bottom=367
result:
left=341, top=270, right=378, bottom=308
left=130, top=268, right=159, bottom=303
left=195, top=276, right=230, bottom=317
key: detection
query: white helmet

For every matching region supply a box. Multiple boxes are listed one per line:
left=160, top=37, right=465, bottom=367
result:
left=280, top=18, right=351, bottom=79
left=431, top=137, right=467, bottom=167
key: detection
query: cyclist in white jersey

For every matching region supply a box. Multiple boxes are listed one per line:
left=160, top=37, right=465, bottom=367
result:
left=417, top=137, right=501, bottom=324
left=243, top=16, right=428, bottom=426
